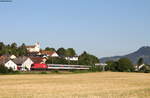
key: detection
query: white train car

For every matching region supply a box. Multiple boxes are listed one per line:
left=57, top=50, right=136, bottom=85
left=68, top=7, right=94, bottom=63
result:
left=47, top=64, right=90, bottom=70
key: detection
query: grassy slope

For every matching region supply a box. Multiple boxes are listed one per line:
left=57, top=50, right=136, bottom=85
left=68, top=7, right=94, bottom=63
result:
left=0, top=72, right=150, bottom=98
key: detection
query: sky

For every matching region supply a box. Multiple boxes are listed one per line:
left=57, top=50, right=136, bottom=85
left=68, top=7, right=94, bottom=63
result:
left=0, top=0, right=150, bottom=58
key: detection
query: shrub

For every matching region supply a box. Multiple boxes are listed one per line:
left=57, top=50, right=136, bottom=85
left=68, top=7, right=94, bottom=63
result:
left=0, top=64, right=15, bottom=74
left=105, top=58, right=135, bottom=72
left=8, top=67, right=14, bottom=73
left=13, top=71, right=21, bottom=74
left=40, top=71, right=48, bottom=74
left=51, top=70, right=59, bottom=73
left=90, top=65, right=103, bottom=72
left=0, top=64, right=9, bottom=74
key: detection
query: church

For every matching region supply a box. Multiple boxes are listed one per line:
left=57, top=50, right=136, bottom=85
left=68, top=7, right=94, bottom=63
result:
left=26, top=42, right=40, bottom=53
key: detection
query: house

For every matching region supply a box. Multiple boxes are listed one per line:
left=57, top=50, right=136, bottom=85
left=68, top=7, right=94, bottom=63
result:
left=27, top=52, right=40, bottom=57
left=40, top=50, right=59, bottom=57
left=135, top=64, right=145, bottom=71
left=5, top=60, right=18, bottom=71
left=65, top=56, right=78, bottom=61
left=13, top=56, right=33, bottom=71
left=26, top=42, right=40, bottom=53
left=1, top=55, right=16, bottom=60
left=0, top=56, right=17, bottom=71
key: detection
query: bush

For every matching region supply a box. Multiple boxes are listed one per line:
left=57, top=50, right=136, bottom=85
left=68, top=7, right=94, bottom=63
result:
left=51, top=70, right=59, bottom=73
left=8, top=67, right=14, bottom=73
left=46, top=57, right=68, bottom=64
left=90, top=65, right=103, bottom=72
left=0, top=65, right=9, bottom=74
left=0, top=64, right=15, bottom=74
left=40, top=71, right=48, bottom=74
left=13, top=71, right=21, bottom=74
left=71, top=70, right=89, bottom=73
left=105, top=58, right=135, bottom=72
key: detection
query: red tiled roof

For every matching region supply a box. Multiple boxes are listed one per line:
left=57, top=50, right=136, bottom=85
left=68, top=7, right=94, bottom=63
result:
left=40, top=50, right=56, bottom=56
left=30, top=57, right=43, bottom=63
left=0, top=56, right=6, bottom=60
left=0, top=56, right=10, bottom=64
left=26, top=45, right=36, bottom=48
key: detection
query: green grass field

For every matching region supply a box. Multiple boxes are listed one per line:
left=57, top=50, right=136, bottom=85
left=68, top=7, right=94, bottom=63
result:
left=0, top=72, right=150, bottom=98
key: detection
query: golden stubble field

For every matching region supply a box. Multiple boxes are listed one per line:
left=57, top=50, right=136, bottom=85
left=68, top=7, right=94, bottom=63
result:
left=0, top=72, right=150, bottom=98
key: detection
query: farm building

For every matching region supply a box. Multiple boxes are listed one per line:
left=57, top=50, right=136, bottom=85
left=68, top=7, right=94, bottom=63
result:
left=13, top=57, right=34, bottom=71
left=0, top=56, right=17, bottom=71
left=40, top=50, right=59, bottom=57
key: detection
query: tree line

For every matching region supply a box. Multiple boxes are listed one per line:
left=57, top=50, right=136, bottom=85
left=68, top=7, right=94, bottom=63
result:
left=105, top=57, right=150, bottom=73
left=0, top=42, right=27, bottom=56
left=46, top=48, right=100, bottom=65
left=1, top=42, right=150, bottom=73
left=0, top=42, right=100, bottom=66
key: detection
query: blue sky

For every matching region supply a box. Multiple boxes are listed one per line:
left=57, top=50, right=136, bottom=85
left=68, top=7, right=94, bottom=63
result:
left=0, top=0, right=150, bottom=57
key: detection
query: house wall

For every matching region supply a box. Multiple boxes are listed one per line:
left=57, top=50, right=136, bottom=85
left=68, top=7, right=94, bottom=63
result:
left=34, top=43, right=40, bottom=52
left=65, top=57, right=78, bottom=61
left=5, top=60, right=17, bottom=71
left=22, top=58, right=34, bottom=71
left=27, top=43, right=40, bottom=52
left=51, top=53, right=59, bottom=57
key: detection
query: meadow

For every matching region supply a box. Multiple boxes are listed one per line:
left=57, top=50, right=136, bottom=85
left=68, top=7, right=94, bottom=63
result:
left=0, top=72, right=150, bottom=98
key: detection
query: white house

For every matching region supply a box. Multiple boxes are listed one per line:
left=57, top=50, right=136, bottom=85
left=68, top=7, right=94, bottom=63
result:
left=51, top=52, right=59, bottom=57
left=40, top=50, right=59, bottom=57
left=26, top=42, right=40, bottom=53
left=95, top=63, right=107, bottom=66
left=135, top=64, right=145, bottom=71
left=21, top=58, right=34, bottom=71
left=5, top=60, right=18, bottom=71
left=13, top=57, right=34, bottom=71
left=65, top=56, right=78, bottom=61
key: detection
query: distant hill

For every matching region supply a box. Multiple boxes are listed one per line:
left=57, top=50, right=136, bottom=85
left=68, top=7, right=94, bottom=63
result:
left=100, top=46, right=150, bottom=64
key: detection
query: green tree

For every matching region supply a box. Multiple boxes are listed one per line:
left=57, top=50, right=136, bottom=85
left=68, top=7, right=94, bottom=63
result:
left=11, top=43, right=17, bottom=49
left=105, top=58, right=134, bottom=72
left=0, top=64, right=9, bottom=74
left=0, top=42, right=28, bottom=56
left=45, top=47, right=56, bottom=51
left=66, top=48, right=76, bottom=57
left=105, top=60, right=115, bottom=71
left=0, top=64, right=15, bottom=74
left=5, top=44, right=11, bottom=55
left=46, top=57, right=68, bottom=64
left=18, top=43, right=28, bottom=56
left=0, top=42, right=5, bottom=55
left=137, top=57, right=144, bottom=65
left=57, top=48, right=66, bottom=57
left=0, top=42, right=5, bottom=50
left=117, top=58, right=134, bottom=72
left=78, top=51, right=99, bottom=65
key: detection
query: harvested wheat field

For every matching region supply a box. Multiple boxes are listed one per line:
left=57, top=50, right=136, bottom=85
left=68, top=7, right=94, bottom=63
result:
left=0, top=72, right=150, bottom=98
